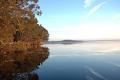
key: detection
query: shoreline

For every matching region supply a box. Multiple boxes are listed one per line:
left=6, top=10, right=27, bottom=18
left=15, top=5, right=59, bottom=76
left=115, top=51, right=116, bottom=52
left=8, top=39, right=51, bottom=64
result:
left=0, top=41, right=44, bottom=51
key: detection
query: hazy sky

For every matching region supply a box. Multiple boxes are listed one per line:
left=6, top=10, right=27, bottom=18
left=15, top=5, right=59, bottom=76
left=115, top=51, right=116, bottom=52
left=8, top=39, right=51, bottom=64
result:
left=37, top=0, right=120, bottom=40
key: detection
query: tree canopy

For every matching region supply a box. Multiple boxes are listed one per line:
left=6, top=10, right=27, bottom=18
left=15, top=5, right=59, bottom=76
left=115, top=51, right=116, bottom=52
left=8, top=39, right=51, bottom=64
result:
left=0, top=0, right=49, bottom=43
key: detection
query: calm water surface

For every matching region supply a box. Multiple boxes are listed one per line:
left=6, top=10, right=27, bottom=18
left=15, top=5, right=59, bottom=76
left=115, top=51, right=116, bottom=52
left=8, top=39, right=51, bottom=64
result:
left=36, top=41, right=120, bottom=80
left=1, top=41, right=120, bottom=80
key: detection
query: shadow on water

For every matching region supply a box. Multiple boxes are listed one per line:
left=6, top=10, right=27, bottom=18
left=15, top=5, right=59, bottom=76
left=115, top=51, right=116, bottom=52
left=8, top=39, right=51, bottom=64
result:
left=0, top=47, right=49, bottom=80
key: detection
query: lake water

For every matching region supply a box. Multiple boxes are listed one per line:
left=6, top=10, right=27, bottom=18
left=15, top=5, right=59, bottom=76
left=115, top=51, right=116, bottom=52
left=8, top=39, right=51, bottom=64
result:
left=1, top=41, right=120, bottom=80
left=36, top=41, right=120, bottom=80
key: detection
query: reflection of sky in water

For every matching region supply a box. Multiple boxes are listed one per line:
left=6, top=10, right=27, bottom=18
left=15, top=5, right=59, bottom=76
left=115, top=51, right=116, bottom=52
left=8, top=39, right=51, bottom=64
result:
left=45, top=41, right=120, bottom=58
left=37, top=41, right=120, bottom=80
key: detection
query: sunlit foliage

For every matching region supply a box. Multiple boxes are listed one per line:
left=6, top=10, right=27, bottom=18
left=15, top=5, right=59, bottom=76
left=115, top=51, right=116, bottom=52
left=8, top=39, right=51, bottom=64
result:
left=0, top=0, right=49, bottom=43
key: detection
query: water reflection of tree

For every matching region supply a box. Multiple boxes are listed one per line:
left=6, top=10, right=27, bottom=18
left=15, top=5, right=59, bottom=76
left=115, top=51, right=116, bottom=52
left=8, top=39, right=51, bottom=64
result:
left=0, top=47, right=49, bottom=80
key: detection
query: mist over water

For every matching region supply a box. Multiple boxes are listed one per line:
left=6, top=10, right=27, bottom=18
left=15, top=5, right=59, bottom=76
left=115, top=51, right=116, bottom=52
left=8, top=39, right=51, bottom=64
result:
left=1, top=41, right=120, bottom=80
left=36, top=41, right=120, bottom=80
left=46, top=41, right=120, bottom=57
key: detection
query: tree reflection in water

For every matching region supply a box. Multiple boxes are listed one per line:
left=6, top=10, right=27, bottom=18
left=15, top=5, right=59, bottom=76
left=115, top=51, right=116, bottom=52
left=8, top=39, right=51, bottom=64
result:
left=0, top=47, right=49, bottom=80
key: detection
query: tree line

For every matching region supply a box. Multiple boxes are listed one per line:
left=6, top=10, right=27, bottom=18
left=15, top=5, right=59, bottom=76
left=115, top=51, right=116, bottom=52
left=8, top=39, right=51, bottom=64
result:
left=0, top=0, right=49, bottom=44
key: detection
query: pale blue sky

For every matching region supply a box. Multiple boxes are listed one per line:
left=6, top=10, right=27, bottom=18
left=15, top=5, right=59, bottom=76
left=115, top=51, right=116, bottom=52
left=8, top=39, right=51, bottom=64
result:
left=37, top=0, right=120, bottom=40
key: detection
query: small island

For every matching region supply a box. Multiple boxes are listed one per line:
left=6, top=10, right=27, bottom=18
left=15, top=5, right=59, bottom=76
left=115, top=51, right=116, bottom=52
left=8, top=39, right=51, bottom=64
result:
left=46, top=40, right=84, bottom=44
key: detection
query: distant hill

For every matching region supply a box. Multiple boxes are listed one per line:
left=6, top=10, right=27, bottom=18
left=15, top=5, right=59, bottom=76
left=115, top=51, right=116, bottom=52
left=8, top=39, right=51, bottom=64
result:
left=46, top=40, right=84, bottom=44
left=46, top=39, right=120, bottom=44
